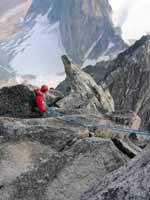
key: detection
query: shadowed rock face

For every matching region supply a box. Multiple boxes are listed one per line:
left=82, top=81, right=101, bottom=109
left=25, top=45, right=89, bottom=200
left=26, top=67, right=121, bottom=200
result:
left=56, top=0, right=126, bottom=64
left=102, top=35, right=150, bottom=131
left=58, top=55, right=114, bottom=114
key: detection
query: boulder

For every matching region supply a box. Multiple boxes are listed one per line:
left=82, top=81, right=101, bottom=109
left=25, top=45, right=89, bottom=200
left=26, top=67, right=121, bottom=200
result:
left=0, top=84, right=34, bottom=118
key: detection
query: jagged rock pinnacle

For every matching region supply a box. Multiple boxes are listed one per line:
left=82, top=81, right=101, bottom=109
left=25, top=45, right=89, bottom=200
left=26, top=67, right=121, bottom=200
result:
left=57, top=55, right=114, bottom=114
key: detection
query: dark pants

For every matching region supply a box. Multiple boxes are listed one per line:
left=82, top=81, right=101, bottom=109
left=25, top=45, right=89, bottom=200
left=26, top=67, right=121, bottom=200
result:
left=47, top=106, right=63, bottom=117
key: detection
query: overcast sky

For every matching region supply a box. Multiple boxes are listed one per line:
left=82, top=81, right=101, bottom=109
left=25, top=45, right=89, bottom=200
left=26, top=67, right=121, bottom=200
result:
left=109, top=0, right=150, bottom=41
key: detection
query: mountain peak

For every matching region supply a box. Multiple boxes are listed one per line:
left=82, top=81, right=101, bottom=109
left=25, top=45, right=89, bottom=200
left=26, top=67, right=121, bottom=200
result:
left=25, top=0, right=126, bottom=65
left=118, top=35, right=150, bottom=60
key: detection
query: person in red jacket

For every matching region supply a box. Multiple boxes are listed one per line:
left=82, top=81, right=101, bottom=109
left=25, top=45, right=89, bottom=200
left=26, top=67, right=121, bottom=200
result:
left=33, top=85, right=62, bottom=117
left=34, top=85, right=49, bottom=113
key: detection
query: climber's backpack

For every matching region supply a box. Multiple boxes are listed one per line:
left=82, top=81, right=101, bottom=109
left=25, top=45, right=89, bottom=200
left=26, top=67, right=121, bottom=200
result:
left=29, top=91, right=37, bottom=110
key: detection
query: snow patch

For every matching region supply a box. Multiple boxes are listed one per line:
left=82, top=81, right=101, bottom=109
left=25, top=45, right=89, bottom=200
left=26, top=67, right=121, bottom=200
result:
left=84, top=32, right=104, bottom=60
left=102, top=41, right=115, bottom=56
left=83, top=40, right=116, bottom=67
left=83, top=56, right=110, bottom=67
left=9, top=14, right=66, bottom=75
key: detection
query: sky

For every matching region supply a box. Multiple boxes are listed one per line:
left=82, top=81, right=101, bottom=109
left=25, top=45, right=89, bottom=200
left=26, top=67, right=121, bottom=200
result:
left=109, top=0, right=150, bottom=41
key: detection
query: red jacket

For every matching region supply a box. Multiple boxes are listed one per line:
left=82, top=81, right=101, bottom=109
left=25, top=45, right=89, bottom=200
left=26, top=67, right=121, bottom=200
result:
left=34, top=89, right=47, bottom=113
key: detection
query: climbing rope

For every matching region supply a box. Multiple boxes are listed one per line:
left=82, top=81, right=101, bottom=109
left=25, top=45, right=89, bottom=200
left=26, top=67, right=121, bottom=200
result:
left=62, top=115, right=150, bottom=137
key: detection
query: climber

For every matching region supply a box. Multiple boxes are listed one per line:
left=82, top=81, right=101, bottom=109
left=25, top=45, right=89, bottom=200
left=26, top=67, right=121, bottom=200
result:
left=33, top=85, right=49, bottom=114
left=32, top=85, right=61, bottom=117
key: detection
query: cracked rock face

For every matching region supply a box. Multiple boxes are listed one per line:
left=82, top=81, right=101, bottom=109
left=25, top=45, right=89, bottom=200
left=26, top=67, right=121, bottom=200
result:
left=0, top=115, right=148, bottom=200
left=0, top=117, right=128, bottom=200
left=81, top=144, right=150, bottom=200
